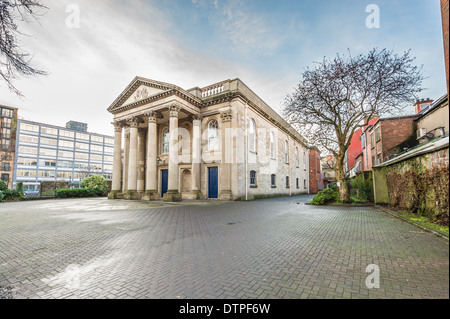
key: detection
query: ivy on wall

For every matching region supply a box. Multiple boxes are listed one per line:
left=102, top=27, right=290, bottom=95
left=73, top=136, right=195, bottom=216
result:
left=385, top=149, right=449, bottom=226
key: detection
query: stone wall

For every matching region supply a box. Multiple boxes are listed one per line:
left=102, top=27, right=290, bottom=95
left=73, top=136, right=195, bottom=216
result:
left=374, top=146, right=449, bottom=225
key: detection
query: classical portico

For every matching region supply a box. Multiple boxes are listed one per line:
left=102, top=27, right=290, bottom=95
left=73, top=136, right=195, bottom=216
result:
left=108, top=76, right=310, bottom=202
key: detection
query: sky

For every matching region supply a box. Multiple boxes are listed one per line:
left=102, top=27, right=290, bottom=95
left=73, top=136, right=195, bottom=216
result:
left=0, top=0, right=447, bottom=136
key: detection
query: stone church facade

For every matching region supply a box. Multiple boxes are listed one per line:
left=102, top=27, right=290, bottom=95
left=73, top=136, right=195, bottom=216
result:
left=108, top=77, right=310, bottom=201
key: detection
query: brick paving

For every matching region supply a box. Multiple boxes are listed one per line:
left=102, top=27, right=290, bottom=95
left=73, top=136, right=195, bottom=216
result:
left=0, top=196, right=448, bottom=299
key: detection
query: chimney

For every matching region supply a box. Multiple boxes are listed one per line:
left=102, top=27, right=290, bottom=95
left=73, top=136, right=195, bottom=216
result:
left=414, top=98, right=433, bottom=114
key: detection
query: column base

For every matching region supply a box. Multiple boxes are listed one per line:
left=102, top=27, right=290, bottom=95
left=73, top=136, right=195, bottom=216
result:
left=124, top=191, right=142, bottom=200
left=190, top=190, right=202, bottom=200
left=163, top=190, right=182, bottom=202
left=108, top=191, right=123, bottom=199
left=220, top=190, right=233, bottom=201
left=143, top=190, right=160, bottom=201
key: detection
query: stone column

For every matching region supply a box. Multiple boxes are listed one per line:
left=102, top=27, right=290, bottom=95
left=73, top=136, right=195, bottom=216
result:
left=125, top=118, right=140, bottom=199
left=191, top=115, right=202, bottom=199
left=164, top=104, right=182, bottom=202
left=137, top=128, right=146, bottom=193
left=122, top=128, right=130, bottom=193
left=220, top=109, right=233, bottom=200
left=109, top=122, right=123, bottom=199
left=146, top=112, right=159, bottom=199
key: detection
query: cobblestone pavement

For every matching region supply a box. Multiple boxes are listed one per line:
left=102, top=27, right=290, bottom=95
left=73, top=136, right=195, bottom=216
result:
left=0, top=196, right=448, bottom=299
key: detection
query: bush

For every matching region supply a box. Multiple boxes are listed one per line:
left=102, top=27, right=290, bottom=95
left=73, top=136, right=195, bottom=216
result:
left=81, top=175, right=108, bottom=196
left=1, top=189, right=24, bottom=201
left=0, top=191, right=4, bottom=202
left=0, top=180, right=8, bottom=192
left=349, top=175, right=373, bottom=202
left=55, top=188, right=98, bottom=198
left=16, top=182, right=24, bottom=194
left=311, top=188, right=339, bottom=205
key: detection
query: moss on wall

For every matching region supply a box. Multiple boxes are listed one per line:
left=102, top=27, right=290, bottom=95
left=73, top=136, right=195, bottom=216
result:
left=385, top=148, right=449, bottom=226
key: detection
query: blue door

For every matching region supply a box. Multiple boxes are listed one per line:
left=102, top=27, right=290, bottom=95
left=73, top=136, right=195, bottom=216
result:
left=208, top=167, right=219, bottom=199
left=161, top=169, right=168, bottom=197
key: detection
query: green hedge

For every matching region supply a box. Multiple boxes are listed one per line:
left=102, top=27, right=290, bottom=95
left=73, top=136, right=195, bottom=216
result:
left=311, top=188, right=339, bottom=205
left=0, top=189, right=24, bottom=202
left=55, top=188, right=103, bottom=198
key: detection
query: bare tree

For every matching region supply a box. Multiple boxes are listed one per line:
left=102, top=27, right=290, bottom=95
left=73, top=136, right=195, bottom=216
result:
left=0, top=0, right=47, bottom=96
left=284, top=48, right=424, bottom=202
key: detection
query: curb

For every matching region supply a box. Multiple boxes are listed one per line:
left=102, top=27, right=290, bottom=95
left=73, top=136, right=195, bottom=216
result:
left=375, top=205, right=449, bottom=240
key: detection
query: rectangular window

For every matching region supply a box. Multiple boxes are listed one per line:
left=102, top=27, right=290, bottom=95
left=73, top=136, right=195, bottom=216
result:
left=250, top=171, right=257, bottom=187
left=296, top=178, right=299, bottom=189
left=1, top=108, right=13, bottom=118
left=75, top=152, right=89, bottom=160
left=19, top=135, right=39, bottom=144
left=377, top=153, right=382, bottom=165
left=105, top=138, right=114, bottom=145
left=91, top=135, right=103, bottom=143
left=40, top=138, right=58, bottom=147
left=375, top=127, right=381, bottom=142
left=41, top=126, right=58, bottom=136
left=16, top=170, right=37, bottom=177
left=39, top=159, right=57, bottom=168
left=75, top=142, right=90, bottom=151
left=286, top=176, right=290, bottom=188
left=304, top=180, right=307, bottom=189
left=38, top=171, right=56, bottom=178
left=59, top=140, right=74, bottom=149
left=104, top=147, right=114, bottom=154
left=58, top=150, right=74, bottom=159
left=2, top=118, right=11, bottom=128
left=271, top=174, right=276, bottom=187
left=17, top=157, right=38, bottom=167
left=58, top=161, right=74, bottom=169
left=103, top=164, right=113, bottom=171
left=60, top=130, right=75, bottom=138
left=18, top=146, right=38, bottom=155
left=1, top=173, right=9, bottom=182
left=39, top=148, right=57, bottom=157
left=57, top=171, right=72, bottom=179
left=74, top=162, right=89, bottom=170
left=91, top=145, right=103, bottom=152
left=76, top=133, right=90, bottom=141
left=21, top=123, right=40, bottom=133
left=1, top=162, right=10, bottom=171
left=90, top=154, right=103, bottom=162
left=370, top=133, right=375, bottom=148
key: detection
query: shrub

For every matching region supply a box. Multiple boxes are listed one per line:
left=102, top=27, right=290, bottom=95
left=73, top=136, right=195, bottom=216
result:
left=2, top=190, right=24, bottom=201
left=0, top=191, right=4, bottom=202
left=0, top=180, right=8, bottom=192
left=311, top=188, right=339, bottom=205
left=349, top=175, right=373, bottom=202
left=81, top=175, right=108, bottom=196
left=16, top=182, right=24, bottom=194
left=55, top=188, right=98, bottom=198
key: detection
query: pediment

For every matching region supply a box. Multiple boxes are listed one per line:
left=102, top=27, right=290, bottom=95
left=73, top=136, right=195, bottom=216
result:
left=108, top=76, right=204, bottom=114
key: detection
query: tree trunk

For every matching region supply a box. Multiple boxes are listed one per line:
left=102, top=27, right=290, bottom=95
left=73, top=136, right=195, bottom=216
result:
left=335, top=153, right=351, bottom=203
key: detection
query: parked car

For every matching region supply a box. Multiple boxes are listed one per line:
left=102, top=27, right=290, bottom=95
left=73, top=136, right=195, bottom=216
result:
left=23, top=189, right=40, bottom=197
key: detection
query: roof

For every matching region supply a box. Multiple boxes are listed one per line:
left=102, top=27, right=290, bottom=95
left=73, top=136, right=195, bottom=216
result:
left=415, top=93, right=448, bottom=121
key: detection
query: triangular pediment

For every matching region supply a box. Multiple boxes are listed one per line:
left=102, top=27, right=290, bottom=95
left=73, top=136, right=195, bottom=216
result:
left=108, top=77, right=178, bottom=112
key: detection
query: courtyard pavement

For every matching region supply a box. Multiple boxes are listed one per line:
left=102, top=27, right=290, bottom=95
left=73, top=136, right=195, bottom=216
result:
left=0, top=195, right=448, bottom=299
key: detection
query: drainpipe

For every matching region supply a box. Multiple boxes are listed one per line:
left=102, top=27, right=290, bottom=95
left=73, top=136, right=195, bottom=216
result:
left=245, top=101, right=248, bottom=201
left=289, top=136, right=292, bottom=197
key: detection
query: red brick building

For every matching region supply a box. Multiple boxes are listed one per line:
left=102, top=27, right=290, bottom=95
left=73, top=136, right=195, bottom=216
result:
left=309, top=147, right=322, bottom=194
left=361, top=114, right=418, bottom=170
left=0, top=105, right=19, bottom=189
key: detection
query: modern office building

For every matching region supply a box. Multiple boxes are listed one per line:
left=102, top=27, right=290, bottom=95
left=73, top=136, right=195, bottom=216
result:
left=0, top=104, right=18, bottom=189
left=13, top=120, right=114, bottom=192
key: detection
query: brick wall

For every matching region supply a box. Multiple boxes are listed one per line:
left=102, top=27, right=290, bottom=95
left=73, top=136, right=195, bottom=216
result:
left=309, top=148, right=321, bottom=194
left=379, top=116, right=417, bottom=161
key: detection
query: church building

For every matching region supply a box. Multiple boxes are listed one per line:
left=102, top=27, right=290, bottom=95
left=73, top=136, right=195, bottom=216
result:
left=108, top=77, right=311, bottom=201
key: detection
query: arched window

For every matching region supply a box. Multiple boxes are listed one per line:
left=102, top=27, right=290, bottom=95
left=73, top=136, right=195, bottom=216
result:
left=250, top=170, right=257, bottom=187
left=162, top=128, right=169, bottom=154
left=249, top=119, right=256, bottom=152
left=296, top=147, right=299, bottom=167
left=270, top=131, right=275, bottom=158
left=285, top=140, right=289, bottom=163
left=208, top=120, right=219, bottom=151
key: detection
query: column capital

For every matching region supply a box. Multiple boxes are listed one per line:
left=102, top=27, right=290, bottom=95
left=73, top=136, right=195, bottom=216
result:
left=192, top=115, right=203, bottom=126
left=112, top=121, right=123, bottom=132
left=128, top=117, right=142, bottom=128
left=169, top=104, right=182, bottom=118
left=220, top=109, right=233, bottom=123
left=144, top=111, right=160, bottom=123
